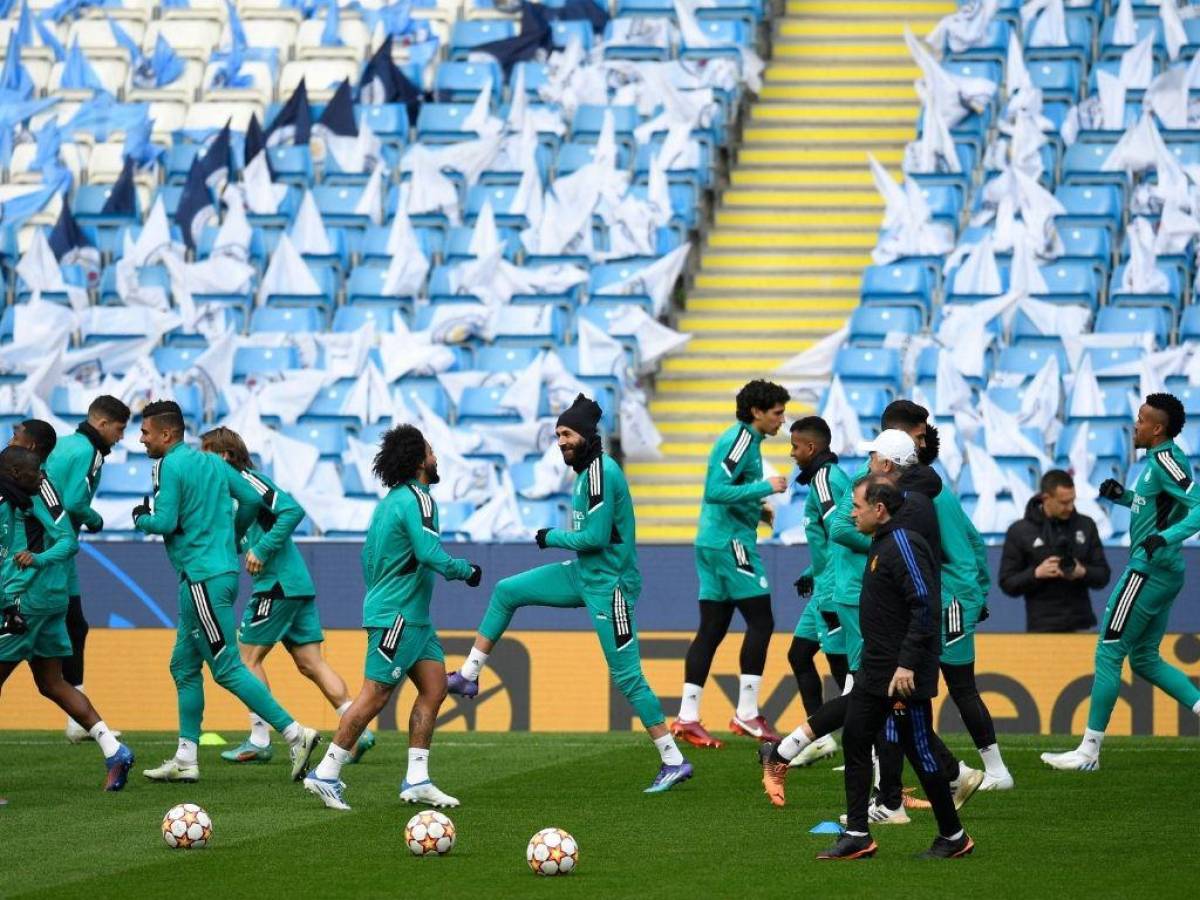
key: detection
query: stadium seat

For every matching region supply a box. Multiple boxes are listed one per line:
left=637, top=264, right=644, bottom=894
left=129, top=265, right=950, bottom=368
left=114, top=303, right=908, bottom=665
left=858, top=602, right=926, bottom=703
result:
left=847, top=305, right=923, bottom=343
left=1094, top=306, right=1171, bottom=347
left=280, top=422, right=348, bottom=459
left=233, top=346, right=300, bottom=381
left=98, top=456, right=156, bottom=497
left=250, top=307, right=325, bottom=334
left=833, top=347, right=903, bottom=385
left=860, top=262, right=937, bottom=313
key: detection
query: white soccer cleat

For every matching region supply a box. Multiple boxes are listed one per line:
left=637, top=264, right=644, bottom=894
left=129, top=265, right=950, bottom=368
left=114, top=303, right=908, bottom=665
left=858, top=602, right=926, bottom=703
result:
left=289, top=727, right=321, bottom=782
left=790, top=734, right=838, bottom=768
left=143, top=759, right=200, bottom=783
left=400, top=779, right=460, bottom=808
left=952, top=766, right=985, bottom=810
left=838, top=801, right=911, bottom=827
left=978, top=771, right=1015, bottom=791
left=304, top=774, right=351, bottom=811
left=1040, top=749, right=1099, bottom=772
left=65, top=718, right=88, bottom=744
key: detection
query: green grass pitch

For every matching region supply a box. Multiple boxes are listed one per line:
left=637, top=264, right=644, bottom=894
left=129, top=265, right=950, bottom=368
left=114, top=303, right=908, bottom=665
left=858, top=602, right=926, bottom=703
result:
left=1, top=732, right=1196, bottom=899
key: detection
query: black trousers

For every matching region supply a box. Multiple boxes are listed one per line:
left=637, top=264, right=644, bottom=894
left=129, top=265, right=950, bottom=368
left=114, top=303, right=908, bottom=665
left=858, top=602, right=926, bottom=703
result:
left=843, top=687, right=962, bottom=837
left=63, top=595, right=88, bottom=687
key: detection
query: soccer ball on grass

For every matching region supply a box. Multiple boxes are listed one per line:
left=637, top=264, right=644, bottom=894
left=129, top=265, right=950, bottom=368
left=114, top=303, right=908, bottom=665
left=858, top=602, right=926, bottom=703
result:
left=527, top=827, right=578, bottom=876
left=162, top=803, right=212, bottom=849
left=405, top=810, right=456, bottom=857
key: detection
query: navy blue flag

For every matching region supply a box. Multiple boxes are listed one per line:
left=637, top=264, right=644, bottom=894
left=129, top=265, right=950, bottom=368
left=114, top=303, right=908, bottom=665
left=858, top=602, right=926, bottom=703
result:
left=198, top=120, right=232, bottom=188
left=267, top=77, right=312, bottom=146
left=100, top=156, right=137, bottom=215
left=317, top=78, right=357, bottom=137
left=175, top=158, right=216, bottom=251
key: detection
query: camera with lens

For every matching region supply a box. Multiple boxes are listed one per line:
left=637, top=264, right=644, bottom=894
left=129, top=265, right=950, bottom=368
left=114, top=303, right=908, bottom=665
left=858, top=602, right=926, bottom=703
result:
left=1056, top=539, right=1076, bottom=576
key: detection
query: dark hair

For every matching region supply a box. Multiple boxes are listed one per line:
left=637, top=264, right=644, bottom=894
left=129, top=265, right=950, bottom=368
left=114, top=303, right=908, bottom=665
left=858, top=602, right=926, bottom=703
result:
left=880, top=399, right=929, bottom=432
left=1040, top=469, right=1075, bottom=494
left=861, top=475, right=905, bottom=514
left=19, top=419, right=57, bottom=462
left=791, top=415, right=831, bottom=446
left=88, top=395, right=131, bottom=424
left=373, top=424, right=427, bottom=488
left=200, top=427, right=253, bottom=471
left=140, top=400, right=185, bottom=434
left=735, top=380, right=790, bottom=424
left=0, top=445, right=41, bottom=478
left=1145, top=393, right=1185, bottom=438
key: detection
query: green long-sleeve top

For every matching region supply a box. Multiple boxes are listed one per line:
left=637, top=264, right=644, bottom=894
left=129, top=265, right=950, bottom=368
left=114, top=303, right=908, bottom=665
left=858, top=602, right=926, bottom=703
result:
left=44, top=429, right=106, bottom=596
left=1, top=479, right=79, bottom=615
left=931, top=485, right=991, bottom=605
left=829, top=461, right=871, bottom=607
left=134, top=442, right=264, bottom=584
left=361, top=480, right=473, bottom=627
left=544, top=453, right=643, bottom=599
left=234, top=468, right=316, bottom=598
left=802, top=460, right=853, bottom=604
left=695, top=422, right=774, bottom=550
left=1111, top=440, right=1200, bottom=573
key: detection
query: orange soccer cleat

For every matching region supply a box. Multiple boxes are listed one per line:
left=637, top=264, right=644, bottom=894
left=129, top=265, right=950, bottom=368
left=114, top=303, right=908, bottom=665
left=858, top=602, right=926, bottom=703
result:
left=670, top=719, right=724, bottom=749
left=759, top=742, right=789, bottom=807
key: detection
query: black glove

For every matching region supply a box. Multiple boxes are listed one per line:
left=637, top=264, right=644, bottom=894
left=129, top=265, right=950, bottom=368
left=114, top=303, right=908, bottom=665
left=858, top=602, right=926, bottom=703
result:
left=794, top=574, right=814, bottom=598
left=85, top=516, right=103, bottom=534
left=1140, top=534, right=1167, bottom=560
left=132, top=495, right=151, bottom=525
left=978, top=604, right=990, bottom=623
left=1098, top=479, right=1125, bottom=502
left=466, top=565, right=482, bottom=588
left=535, top=528, right=551, bottom=549
left=1, top=607, right=28, bottom=636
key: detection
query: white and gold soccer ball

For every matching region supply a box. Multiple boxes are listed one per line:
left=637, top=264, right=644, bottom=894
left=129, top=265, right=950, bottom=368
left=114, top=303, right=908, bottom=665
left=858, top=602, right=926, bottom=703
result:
left=161, top=803, right=212, bottom=850
left=404, top=810, right=456, bottom=857
left=526, top=827, right=578, bottom=876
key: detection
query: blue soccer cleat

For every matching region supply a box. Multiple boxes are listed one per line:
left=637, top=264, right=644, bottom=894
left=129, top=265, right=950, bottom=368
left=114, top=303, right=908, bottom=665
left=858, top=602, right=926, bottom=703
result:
left=446, top=671, right=478, bottom=699
left=220, top=739, right=274, bottom=764
left=104, top=743, right=135, bottom=792
left=304, top=773, right=351, bottom=811
left=644, top=759, right=694, bottom=794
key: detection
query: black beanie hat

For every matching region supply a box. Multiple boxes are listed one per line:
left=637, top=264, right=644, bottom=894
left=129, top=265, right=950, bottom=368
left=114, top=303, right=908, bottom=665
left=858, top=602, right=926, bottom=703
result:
left=556, top=393, right=602, bottom=439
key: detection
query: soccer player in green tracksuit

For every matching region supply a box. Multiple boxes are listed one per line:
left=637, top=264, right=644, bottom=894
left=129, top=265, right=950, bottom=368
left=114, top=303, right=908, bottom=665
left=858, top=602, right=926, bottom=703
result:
left=1043, top=393, right=1200, bottom=771
left=447, top=394, right=694, bottom=793
left=879, top=400, right=1012, bottom=792
left=305, top=424, right=482, bottom=811
left=198, top=427, right=375, bottom=767
left=0, top=444, right=134, bottom=791
left=787, top=416, right=851, bottom=767
left=672, top=379, right=791, bottom=750
left=133, top=401, right=320, bottom=784
left=40, top=396, right=132, bottom=743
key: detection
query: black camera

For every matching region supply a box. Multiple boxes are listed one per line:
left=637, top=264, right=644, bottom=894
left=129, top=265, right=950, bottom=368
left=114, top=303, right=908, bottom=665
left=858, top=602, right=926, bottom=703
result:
left=1056, top=540, right=1076, bottom=576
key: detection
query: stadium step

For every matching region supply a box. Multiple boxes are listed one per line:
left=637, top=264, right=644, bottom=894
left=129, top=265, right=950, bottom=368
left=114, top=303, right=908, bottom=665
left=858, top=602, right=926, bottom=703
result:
left=634, top=0, right=955, bottom=541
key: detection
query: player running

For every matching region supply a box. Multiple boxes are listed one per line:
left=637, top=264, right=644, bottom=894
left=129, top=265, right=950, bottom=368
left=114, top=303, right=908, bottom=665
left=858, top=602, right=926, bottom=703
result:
left=671, top=380, right=791, bottom=749
left=198, top=427, right=375, bottom=766
left=787, top=416, right=850, bottom=766
left=40, top=397, right=131, bottom=744
left=447, top=394, right=693, bottom=793
left=0, top=445, right=134, bottom=790
left=134, top=401, right=320, bottom=784
left=1042, top=393, right=1200, bottom=771
left=305, top=425, right=482, bottom=811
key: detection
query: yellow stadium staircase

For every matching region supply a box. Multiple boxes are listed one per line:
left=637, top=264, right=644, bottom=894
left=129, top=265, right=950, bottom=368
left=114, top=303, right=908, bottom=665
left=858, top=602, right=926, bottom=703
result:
left=631, top=0, right=955, bottom=542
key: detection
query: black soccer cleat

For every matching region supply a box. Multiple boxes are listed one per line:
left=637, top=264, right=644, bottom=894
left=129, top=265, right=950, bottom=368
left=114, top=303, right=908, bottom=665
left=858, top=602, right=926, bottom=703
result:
left=816, top=832, right=878, bottom=861
left=919, top=833, right=975, bottom=859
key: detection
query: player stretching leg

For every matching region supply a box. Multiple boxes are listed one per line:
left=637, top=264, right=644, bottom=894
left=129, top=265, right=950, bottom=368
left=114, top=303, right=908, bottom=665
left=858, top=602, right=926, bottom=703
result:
left=787, top=416, right=850, bottom=767
left=672, top=380, right=790, bottom=749
left=0, top=446, right=133, bottom=790
left=448, top=395, right=692, bottom=793
left=199, top=428, right=374, bottom=766
left=1043, top=394, right=1200, bottom=771
left=133, top=402, right=320, bottom=784
left=39, top=397, right=131, bottom=744
left=305, top=425, right=481, bottom=810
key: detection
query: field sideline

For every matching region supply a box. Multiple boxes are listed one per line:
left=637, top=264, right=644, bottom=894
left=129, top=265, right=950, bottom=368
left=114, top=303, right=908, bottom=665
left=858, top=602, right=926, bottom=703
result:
left=0, top=732, right=1195, bottom=899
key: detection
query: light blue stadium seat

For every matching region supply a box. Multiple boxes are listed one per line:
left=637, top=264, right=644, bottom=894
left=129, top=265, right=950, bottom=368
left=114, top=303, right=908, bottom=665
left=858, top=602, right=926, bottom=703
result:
left=439, top=500, right=477, bottom=538
left=358, top=224, right=442, bottom=263
left=1094, top=306, right=1171, bottom=347
left=1054, top=184, right=1123, bottom=230
left=333, top=302, right=406, bottom=332
left=517, top=498, right=567, bottom=531
left=434, top=60, right=503, bottom=101
left=860, top=262, right=936, bottom=312
left=197, top=225, right=268, bottom=266
left=589, top=258, right=666, bottom=309
left=415, top=102, right=482, bottom=143
left=833, top=347, right=902, bottom=385
left=681, top=19, right=751, bottom=59
left=571, top=104, right=639, bottom=139
left=262, top=261, right=338, bottom=311
left=247, top=185, right=301, bottom=229
left=457, top=385, right=520, bottom=425
left=1026, top=58, right=1082, bottom=101
left=1085, top=345, right=1146, bottom=377
left=233, top=346, right=300, bottom=380
left=841, top=384, right=894, bottom=420
left=345, top=264, right=416, bottom=305
left=492, top=305, right=569, bottom=346
left=551, top=19, right=594, bottom=50
left=465, top=184, right=533, bottom=228
left=341, top=463, right=376, bottom=498
left=1166, top=377, right=1200, bottom=417
left=1058, top=421, right=1129, bottom=466
left=1025, top=10, right=1094, bottom=65
left=1180, top=305, right=1200, bottom=342
left=1067, top=382, right=1132, bottom=420
left=280, top=421, right=348, bottom=458
left=1099, top=13, right=1165, bottom=59
left=915, top=183, right=962, bottom=225
left=393, top=378, right=451, bottom=419
left=73, top=184, right=141, bottom=226
left=303, top=378, right=358, bottom=421
left=944, top=17, right=1009, bottom=61
left=98, top=455, right=155, bottom=496
left=1058, top=224, right=1112, bottom=266
left=1109, top=263, right=1185, bottom=309
left=602, top=18, right=671, bottom=60
left=958, top=459, right=1038, bottom=498
left=1036, top=260, right=1103, bottom=306
left=153, top=346, right=206, bottom=374
left=474, top=346, right=541, bottom=372
left=847, top=305, right=923, bottom=343
left=513, top=61, right=548, bottom=95
left=985, top=386, right=1026, bottom=414
left=997, top=341, right=1068, bottom=376
left=450, top=19, right=519, bottom=58
left=310, top=185, right=371, bottom=229
left=358, top=422, right=391, bottom=448
left=1061, top=141, right=1121, bottom=185
left=357, top=104, right=410, bottom=142
left=250, top=307, right=324, bottom=334
left=557, top=141, right=633, bottom=176
left=266, top=145, right=313, bottom=185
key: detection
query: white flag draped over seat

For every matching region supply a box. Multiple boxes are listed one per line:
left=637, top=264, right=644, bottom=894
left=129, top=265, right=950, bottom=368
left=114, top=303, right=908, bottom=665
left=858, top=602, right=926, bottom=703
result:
left=620, top=383, right=665, bottom=461
left=775, top=325, right=847, bottom=379
left=213, top=188, right=253, bottom=260
left=903, top=26, right=998, bottom=127
left=257, top=232, right=321, bottom=306
left=928, top=0, right=999, bottom=53
left=240, top=150, right=288, bottom=214
left=16, top=229, right=88, bottom=312
left=115, top=197, right=175, bottom=310
left=591, top=244, right=690, bottom=317
left=820, top=376, right=864, bottom=456
left=1018, top=355, right=1063, bottom=447
left=518, top=440, right=573, bottom=498
left=290, top=190, right=334, bottom=255
left=576, top=317, right=628, bottom=378
left=222, top=394, right=319, bottom=497
left=950, top=231, right=1002, bottom=294
left=377, top=318, right=457, bottom=381
left=1025, top=0, right=1067, bottom=47
left=979, top=393, right=1051, bottom=468
left=340, top=361, right=392, bottom=425
left=1159, top=0, right=1187, bottom=61
left=1067, top=423, right=1114, bottom=540
left=602, top=305, right=692, bottom=373
left=1122, top=216, right=1170, bottom=294
left=460, top=473, right=530, bottom=542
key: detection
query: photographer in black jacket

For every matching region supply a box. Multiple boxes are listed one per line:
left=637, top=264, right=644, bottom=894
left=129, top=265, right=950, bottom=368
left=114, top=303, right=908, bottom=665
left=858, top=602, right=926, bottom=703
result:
left=817, top=477, right=972, bottom=862
left=999, top=470, right=1111, bottom=633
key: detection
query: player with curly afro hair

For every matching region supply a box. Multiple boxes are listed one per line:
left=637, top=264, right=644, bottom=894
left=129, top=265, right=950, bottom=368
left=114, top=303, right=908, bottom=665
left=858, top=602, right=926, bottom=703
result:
left=374, top=424, right=438, bottom=488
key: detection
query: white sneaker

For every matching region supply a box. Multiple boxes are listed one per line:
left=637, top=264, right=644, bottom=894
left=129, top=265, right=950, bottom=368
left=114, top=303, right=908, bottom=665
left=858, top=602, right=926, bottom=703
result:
left=953, top=766, right=984, bottom=810
left=400, top=779, right=460, bottom=808
left=838, top=801, right=911, bottom=827
left=790, top=734, right=838, bottom=768
left=289, top=727, right=321, bottom=782
left=978, top=771, right=1015, bottom=791
left=143, top=759, right=199, bottom=782
left=1040, top=749, right=1099, bottom=772
left=304, top=774, right=351, bottom=811
left=65, top=719, right=121, bottom=744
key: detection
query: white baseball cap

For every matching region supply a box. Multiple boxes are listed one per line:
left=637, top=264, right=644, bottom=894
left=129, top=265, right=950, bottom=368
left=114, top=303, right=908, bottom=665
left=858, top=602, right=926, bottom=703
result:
left=860, top=429, right=918, bottom=467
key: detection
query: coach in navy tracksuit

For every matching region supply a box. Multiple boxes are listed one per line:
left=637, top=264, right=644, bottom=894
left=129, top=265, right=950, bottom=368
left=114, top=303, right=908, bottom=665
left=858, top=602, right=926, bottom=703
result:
left=818, top=476, right=973, bottom=861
